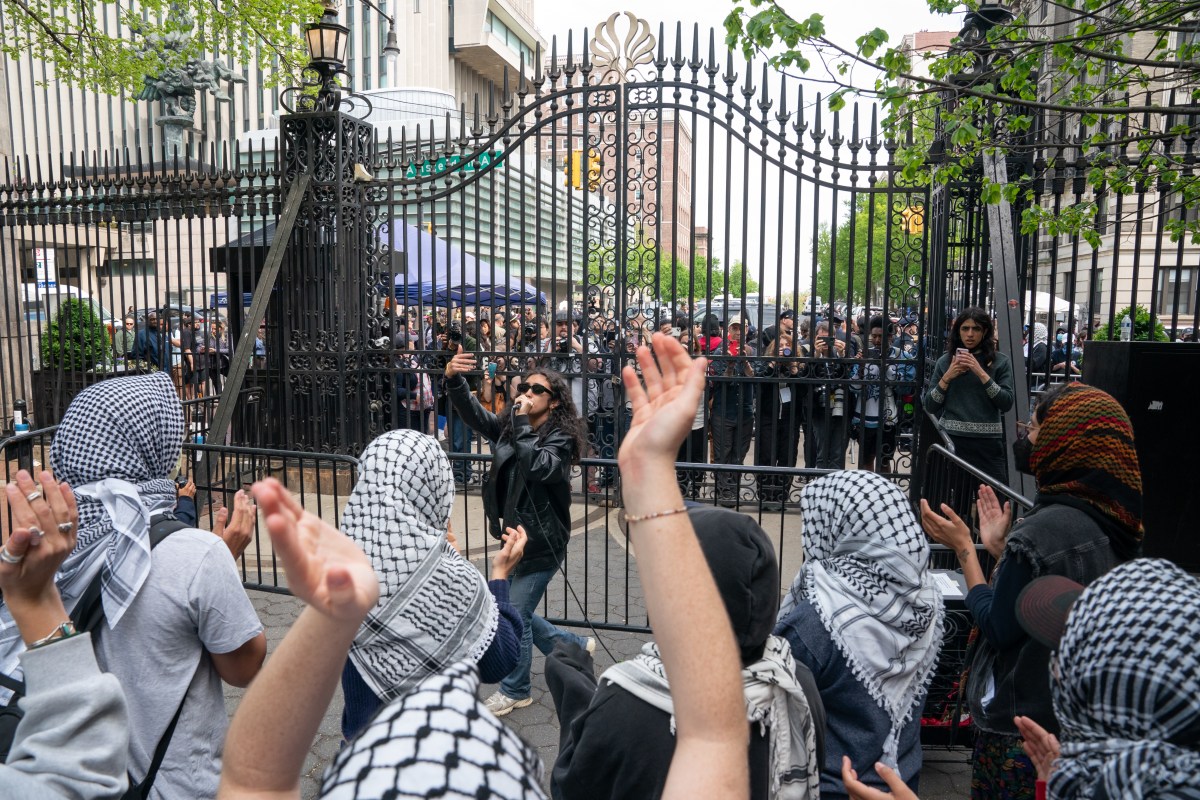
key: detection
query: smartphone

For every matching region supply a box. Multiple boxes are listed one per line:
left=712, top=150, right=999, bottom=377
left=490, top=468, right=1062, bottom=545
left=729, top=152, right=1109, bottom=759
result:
left=670, top=327, right=682, bottom=337
left=487, top=362, right=498, bottom=379
left=956, top=347, right=969, bottom=357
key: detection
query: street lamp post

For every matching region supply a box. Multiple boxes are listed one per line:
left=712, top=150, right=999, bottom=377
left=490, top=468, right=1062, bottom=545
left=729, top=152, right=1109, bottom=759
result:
left=277, top=0, right=381, bottom=453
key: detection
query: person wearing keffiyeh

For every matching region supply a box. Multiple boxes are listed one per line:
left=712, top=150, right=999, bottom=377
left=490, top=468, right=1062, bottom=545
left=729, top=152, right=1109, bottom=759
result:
left=921, top=382, right=1144, bottom=800
left=0, top=373, right=266, bottom=800
left=338, top=429, right=524, bottom=740
left=776, top=470, right=945, bottom=799
left=547, top=505, right=826, bottom=800
left=1024, top=559, right=1200, bottom=800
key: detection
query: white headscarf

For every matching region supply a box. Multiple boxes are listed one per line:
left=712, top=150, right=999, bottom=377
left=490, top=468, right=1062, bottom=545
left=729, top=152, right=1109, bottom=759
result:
left=344, top=430, right=498, bottom=702
left=0, top=373, right=183, bottom=697
left=779, top=470, right=944, bottom=767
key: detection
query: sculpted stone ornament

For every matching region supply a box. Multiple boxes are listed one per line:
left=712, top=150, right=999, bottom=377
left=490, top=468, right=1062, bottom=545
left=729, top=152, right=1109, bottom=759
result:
left=589, top=11, right=656, bottom=86
left=132, top=6, right=246, bottom=154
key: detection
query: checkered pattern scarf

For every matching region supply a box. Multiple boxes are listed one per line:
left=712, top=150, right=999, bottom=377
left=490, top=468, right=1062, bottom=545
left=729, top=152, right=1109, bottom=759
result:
left=779, top=470, right=944, bottom=767
left=1031, top=383, right=1144, bottom=560
left=320, top=661, right=546, bottom=799
left=1050, top=558, right=1200, bottom=799
left=344, top=430, right=498, bottom=702
left=0, top=373, right=183, bottom=695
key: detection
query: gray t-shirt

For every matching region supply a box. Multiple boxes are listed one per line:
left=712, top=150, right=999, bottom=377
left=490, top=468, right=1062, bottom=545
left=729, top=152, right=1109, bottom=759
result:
left=92, top=528, right=263, bottom=800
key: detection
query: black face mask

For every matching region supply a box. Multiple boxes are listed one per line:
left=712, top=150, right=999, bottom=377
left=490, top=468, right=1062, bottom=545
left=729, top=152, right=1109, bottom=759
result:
left=1012, top=436, right=1035, bottom=475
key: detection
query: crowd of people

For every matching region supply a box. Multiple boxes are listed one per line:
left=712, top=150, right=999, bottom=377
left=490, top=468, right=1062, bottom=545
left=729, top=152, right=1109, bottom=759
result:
left=379, top=301, right=931, bottom=506
left=0, top=303, right=1192, bottom=800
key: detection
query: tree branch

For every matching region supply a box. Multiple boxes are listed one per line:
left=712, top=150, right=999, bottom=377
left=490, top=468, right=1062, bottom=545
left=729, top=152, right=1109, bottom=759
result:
left=5, top=0, right=74, bottom=54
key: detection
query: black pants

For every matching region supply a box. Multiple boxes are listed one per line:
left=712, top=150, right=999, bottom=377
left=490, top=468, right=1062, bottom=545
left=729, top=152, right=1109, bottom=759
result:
left=676, top=425, right=707, bottom=499
left=947, top=434, right=1008, bottom=485
left=809, top=406, right=849, bottom=470
left=756, top=401, right=801, bottom=503
left=710, top=414, right=754, bottom=502
left=858, top=424, right=897, bottom=472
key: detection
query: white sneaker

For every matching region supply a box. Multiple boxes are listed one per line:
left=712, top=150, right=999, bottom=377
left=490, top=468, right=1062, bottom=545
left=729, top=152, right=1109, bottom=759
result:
left=484, top=691, right=532, bottom=717
left=585, top=637, right=596, bottom=655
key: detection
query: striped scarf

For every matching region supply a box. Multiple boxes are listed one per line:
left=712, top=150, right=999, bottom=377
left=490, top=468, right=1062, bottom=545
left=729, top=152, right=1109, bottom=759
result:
left=1031, top=383, right=1143, bottom=560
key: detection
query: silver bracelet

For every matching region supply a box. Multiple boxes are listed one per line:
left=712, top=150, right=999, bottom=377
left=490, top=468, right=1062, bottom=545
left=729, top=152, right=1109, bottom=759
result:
left=29, top=621, right=78, bottom=649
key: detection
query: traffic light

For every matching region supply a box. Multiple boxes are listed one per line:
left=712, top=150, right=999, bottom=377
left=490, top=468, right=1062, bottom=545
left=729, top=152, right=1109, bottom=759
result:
left=563, top=150, right=583, bottom=189
left=586, top=148, right=601, bottom=192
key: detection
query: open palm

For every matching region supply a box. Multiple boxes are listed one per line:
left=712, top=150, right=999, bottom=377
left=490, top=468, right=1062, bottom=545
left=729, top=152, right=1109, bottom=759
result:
left=251, top=478, right=379, bottom=623
left=617, top=332, right=708, bottom=473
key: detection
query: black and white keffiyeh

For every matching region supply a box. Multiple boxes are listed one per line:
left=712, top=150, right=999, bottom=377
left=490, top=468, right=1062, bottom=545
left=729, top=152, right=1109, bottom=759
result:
left=602, top=636, right=820, bottom=800
left=321, top=660, right=546, bottom=799
left=779, top=470, right=944, bottom=767
left=344, top=430, right=498, bottom=702
left=0, top=373, right=183, bottom=695
left=1049, top=559, right=1200, bottom=800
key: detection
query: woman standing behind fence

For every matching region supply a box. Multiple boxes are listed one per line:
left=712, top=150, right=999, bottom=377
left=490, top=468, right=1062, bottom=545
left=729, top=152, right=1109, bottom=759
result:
left=922, top=307, right=1015, bottom=483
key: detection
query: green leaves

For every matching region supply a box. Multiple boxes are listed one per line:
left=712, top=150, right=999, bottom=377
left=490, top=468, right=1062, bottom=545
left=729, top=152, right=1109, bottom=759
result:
left=1, top=0, right=324, bottom=95
left=40, top=298, right=112, bottom=372
left=723, top=0, right=1200, bottom=247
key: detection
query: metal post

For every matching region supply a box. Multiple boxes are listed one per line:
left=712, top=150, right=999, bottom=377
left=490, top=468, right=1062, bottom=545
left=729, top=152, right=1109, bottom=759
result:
left=983, top=151, right=1034, bottom=497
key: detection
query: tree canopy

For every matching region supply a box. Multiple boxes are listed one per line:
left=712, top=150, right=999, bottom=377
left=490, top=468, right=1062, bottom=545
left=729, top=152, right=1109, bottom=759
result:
left=814, top=193, right=922, bottom=306
left=725, top=0, right=1200, bottom=245
left=1, top=0, right=323, bottom=95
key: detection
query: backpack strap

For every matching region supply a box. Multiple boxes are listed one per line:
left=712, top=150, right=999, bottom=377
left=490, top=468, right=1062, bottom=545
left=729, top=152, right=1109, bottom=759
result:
left=71, top=513, right=189, bottom=634
left=122, top=689, right=187, bottom=800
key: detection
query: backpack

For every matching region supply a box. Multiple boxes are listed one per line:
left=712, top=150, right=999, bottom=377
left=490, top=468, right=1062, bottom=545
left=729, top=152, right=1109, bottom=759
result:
left=0, top=513, right=189, bottom=798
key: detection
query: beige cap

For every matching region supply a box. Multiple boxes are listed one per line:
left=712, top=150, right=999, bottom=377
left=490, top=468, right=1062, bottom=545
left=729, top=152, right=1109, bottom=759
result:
left=726, top=316, right=745, bottom=329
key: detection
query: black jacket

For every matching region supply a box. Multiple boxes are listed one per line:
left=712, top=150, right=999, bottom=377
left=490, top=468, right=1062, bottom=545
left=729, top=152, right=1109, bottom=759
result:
left=445, top=374, right=574, bottom=575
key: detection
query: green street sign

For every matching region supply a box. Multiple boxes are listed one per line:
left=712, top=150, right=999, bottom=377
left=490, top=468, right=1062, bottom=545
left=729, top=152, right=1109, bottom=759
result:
left=404, top=150, right=504, bottom=180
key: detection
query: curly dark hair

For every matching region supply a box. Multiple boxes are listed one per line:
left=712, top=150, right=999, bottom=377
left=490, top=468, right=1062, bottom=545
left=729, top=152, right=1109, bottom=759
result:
left=499, top=368, right=587, bottom=464
left=947, top=306, right=997, bottom=368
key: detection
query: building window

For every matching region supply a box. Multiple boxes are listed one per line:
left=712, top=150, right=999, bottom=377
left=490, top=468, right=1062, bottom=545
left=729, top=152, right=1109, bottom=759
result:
left=100, top=258, right=155, bottom=278
left=1159, top=267, right=1198, bottom=316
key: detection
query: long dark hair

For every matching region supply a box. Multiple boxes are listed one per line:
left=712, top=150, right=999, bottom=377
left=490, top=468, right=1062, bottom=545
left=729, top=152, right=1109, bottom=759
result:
left=500, top=368, right=586, bottom=464
left=947, top=306, right=997, bottom=368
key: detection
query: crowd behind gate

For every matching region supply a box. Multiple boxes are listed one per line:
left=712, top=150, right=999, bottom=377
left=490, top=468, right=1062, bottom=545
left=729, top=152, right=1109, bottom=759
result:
left=0, top=301, right=1195, bottom=800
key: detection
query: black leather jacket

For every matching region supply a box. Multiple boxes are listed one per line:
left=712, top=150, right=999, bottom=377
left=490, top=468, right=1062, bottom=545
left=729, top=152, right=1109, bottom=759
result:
left=445, top=374, right=574, bottom=575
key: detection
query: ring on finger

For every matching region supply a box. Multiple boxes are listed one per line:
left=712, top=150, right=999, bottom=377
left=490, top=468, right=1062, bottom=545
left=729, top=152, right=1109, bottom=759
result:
left=25, top=490, right=42, bottom=504
left=0, top=548, right=24, bottom=565
left=57, top=522, right=74, bottom=534
left=27, top=527, right=44, bottom=547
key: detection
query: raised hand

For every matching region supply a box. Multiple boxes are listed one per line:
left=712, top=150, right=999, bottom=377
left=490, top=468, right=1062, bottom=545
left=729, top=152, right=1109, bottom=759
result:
left=445, top=345, right=477, bottom=378
left=250, top=478, right=379, bottom=623
left=977, top=484, right=1013, bottom=560
left=919, top=499, right=973, bottom=554
left=214, top=489, right=257, bottom=561
left=1015, top=715, right=1060, bottom=782
left=617, top=332, right=707, bottom=477
left=2, top=470, right=79, bottom=643
left=491, top=525, right=527, bottom=581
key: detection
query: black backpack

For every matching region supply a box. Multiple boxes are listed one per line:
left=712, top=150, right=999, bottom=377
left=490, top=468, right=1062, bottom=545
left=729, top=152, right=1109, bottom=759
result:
left=0, top=514, right=189, bottom=798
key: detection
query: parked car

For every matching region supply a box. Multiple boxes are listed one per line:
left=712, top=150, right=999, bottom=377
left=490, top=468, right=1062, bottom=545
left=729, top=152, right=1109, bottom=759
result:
left=21, top=283, right=119, bottom=332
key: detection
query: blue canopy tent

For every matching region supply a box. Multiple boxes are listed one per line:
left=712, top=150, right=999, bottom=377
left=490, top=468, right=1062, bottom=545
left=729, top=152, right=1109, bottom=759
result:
left=384, top=222, right=546, bottom=307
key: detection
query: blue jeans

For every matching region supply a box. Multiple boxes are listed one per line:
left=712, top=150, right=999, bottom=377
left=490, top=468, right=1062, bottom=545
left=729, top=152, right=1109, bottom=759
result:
left=449, top=413, right=474, bottom=483
left=499, top=566, right=587, bottom=700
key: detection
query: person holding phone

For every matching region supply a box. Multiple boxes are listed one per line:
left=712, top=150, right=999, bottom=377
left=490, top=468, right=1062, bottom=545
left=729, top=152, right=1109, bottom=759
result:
left=442, top=347, right=593, bottom=718
left=923, top=307, right=1015, bottom=483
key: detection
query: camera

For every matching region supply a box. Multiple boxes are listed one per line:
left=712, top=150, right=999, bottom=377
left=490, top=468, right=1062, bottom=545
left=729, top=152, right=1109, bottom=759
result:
left=556, top=336, right=571, bottom=353
left=446, top=324, right=463, bottom=344
left=522, top=322, right=539, bottom=345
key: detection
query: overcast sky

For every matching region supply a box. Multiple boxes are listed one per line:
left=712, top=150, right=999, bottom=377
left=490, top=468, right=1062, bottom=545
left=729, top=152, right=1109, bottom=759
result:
left=531, top=0, right=965, bottom=298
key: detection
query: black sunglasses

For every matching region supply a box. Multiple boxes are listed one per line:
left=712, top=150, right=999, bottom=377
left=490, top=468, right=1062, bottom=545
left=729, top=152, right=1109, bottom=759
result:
left=517, top=382, right=554, bottom=397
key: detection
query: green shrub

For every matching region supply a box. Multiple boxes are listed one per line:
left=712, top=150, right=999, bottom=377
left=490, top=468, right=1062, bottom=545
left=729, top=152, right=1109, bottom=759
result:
left=1091, top=304, right=1169, bottom=342
left=40, top=297, right=112, bottom=371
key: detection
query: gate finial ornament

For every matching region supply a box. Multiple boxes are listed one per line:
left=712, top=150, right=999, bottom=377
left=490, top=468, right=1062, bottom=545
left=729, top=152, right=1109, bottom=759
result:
left=589, top=11, right=656, bottom=85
